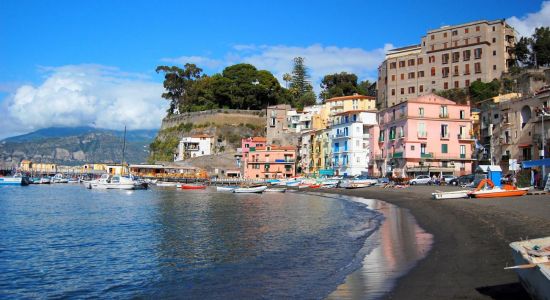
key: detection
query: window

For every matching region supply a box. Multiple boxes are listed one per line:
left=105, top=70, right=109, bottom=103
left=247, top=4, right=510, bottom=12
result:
left=454, top=81, right=459, bottom=88
left=454, top=65, right=459, bottom=76
left=452, top=30, right=458, bottom=36
left=442, top=144, right=448, bottom=153
left=459, top=110, right=465, bottom=119
left=419, top=107, right=424, bottom=117
left=431, top=45, right=435, bottom=51
left=464, top=38, right=469, bottom=45
left=476, top=26, right=480, bottom=31
left=408, top=86, right=415, bottom=94
left=390, top=62, right=396, bottom=69
left=444, top=32, right=448, bottom=38
left=492, top=26, right=495, bottom=31
left=493, top=50, right=496, bottom=56
left=399, top=61, right=405, bottom=68
left=270, top=117, right=276, bottom=127
left=408, top=72, right=415, bottom=79
left=463, top=49, right=471, bottom=61
left=440, top=106, right=448, bottom=118
left=444, top=82, right=449, bottom=89
left=419, top=85, right=424, bottom=92
left=400, top=88, right=404, bottom=95
left=476, top=37, right=480, bottom=43
left=442, top=67, right=449, bottom=78
left=492, top=37, right=496, bottom=43
left=431, top=34, right=434, bottom=40
left=460, top=145, right=466, bottom=157
left=465, top=28, right=469, bottom=34
left=418, top=123, right=426, bottom=138
left=452, top=52, right=459, bottom=63
left=421, top=143, right=427, bottom=154
left=400, top=73, right=405, bottom=80
left=444, top=42, right=448, bottom=49
left=417, top=57, right=423, bottom=65
left=418, top=71, right=425, bottom=77
left=391, top=89, right=395, bottom=96
left=454, top=41, right=458, bottom=47
left=465, top=79, right=470, bottom=86
left=464, top=64, right=470, bottom=75
left=429, top=55, right=435, bottom=63
left=442, top=53, right=449, bottom=64
left=431, top=67, right=436, bottom=76
left=475, top=62, right=481, bottom=73
left=493, top=65, right=497, bottom=70
left=411, top=145, right=415, bottom=151
left=408, top=59, right=415, bottom=66
left=391, top=74, right=396, bottom=81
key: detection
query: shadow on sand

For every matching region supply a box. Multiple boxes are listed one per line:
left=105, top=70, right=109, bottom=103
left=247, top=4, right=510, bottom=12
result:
left=476, top=282, right=530, bottom=300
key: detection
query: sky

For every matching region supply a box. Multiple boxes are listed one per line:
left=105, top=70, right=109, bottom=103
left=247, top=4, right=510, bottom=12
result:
left=1, top=0, right=549, bottom=138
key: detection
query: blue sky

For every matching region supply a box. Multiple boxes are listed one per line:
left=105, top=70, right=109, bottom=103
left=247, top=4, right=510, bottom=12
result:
left=0, top=0, right=549, bottom=137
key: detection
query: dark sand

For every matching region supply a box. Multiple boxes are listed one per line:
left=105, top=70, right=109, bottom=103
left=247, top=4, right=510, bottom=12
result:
left=322, top=185, right=550, bottom=299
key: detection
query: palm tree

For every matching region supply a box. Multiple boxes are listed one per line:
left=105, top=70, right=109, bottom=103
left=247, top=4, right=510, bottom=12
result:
left=283, top=73, right=291, bottom=89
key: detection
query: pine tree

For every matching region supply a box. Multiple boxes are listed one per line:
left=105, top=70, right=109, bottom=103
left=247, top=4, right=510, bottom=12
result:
left=289, top=57, right=315, bottom=107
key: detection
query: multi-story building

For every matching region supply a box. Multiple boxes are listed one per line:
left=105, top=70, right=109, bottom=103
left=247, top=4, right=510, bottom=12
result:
left=241, top=137, right=267, bottom=160
left=377, top=19, right=516, bottom=109
left=243, top=145, right=297, bottom=179
left=309, top=129, right=332, bottom=176
left=375, top=94, right=475, bottom=178
left=286, top=105, right=324, bottom=133
left=326, top=94, right=377, bottom=117
left=479, top=89, right=550, bottom=172
left=175, top=135, right=213, bottom=161
left=266, top=104, right=300, bottom=146
left=20, top=160, right=58, bottom=174
left=331, top=110, right=378, bottom=176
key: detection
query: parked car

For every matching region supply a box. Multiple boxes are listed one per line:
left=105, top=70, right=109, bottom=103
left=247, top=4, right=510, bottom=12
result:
left=377, top=177, right=390, bottom=184
left=449, top=174, right=475, bottom=186
left=442, top=175, right=456, bottom=183
left=409, top=175, right=432, bottom=185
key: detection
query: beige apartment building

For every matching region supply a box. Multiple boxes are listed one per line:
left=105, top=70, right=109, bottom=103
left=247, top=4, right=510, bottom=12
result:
left=378, top=19, right=516, bottom=109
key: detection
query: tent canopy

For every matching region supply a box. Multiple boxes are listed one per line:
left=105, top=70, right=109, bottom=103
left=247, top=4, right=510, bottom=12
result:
left=522, top=158, right=550, bottom=168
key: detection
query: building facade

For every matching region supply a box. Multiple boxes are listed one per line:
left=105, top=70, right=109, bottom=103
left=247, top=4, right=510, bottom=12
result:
left=375, top=94, right=474, bottom=178
left=243, top=145, right=296, bottom=179
left=331, top=110, right=378, bottom=176
left=175, top=135, right=213, bottom=161
left=266, top=104, right=300, bottom=146
left=377, top=19, right=516, bottom=109
left=325, top=94, right=377, bottom=117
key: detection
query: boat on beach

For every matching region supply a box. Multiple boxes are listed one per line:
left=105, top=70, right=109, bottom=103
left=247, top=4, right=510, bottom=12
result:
left=265, top=187, right=286, bottom=193
left=470, top=179, right=528, bottom=198
left=508, top=236, right=550, bottom=300
left=217, top=186, right=237, bottom=192
left=181, top=184, right=207, bottom=190
left=233, top=185, right=267, bottom=193
left=431, top=190, right=471, bottom=200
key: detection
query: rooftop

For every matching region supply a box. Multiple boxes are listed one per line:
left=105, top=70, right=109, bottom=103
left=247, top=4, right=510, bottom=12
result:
left=326, top=94, right=375, bottom=102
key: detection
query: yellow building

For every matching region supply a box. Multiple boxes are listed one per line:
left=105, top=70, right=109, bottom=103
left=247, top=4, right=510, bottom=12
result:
left=310, top=129, right=332, bottom=176
left=324, top=94, right=377, bottom=117
left=20, top=160, right=57, bottom=174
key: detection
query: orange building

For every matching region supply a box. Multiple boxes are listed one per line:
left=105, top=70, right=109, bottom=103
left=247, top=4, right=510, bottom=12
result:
left=243, top=145, right=296, bottom=179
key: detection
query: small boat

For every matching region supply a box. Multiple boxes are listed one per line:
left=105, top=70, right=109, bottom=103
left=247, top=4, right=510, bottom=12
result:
left=297, top=184, right=310, bottom=189
left=181, top=184, right=207, bottom=190
left=39, top=177, right=51, bottom=184
left=285, top=180, right=301, bottom=187
left=264, top=188, right=286, bottom=193
left=51, top=173, right=69, bottom=183
left=67, top=178, right=80, bottom=183
left=308, top=184, right=322, bottom=189
left=217, top=186, right=237, bottom=192
left=233, top=185, right=267, bottom=193
left=321, top=183, right=337, bottom=189
left=432, top=190, right=471, bottom=200
left=470, top=179, right=528, bottom=198
left=156, top=181, right=178, bottom=187
left=88, top=174, right=136, bottom=190
left=0, top=174, right=30, bottom=186
left=507, top=236, right=550, bottom=300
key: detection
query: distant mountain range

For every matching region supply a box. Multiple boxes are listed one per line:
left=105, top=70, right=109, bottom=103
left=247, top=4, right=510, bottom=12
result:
left=0, top=126, right=158, bottom=167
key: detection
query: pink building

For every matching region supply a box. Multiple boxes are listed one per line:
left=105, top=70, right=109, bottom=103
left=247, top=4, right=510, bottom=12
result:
left=243, top=145, right=296, bottom=179
left=374, top=94, right=474, bottom=178
left=241, top=137, right=267, bottom=160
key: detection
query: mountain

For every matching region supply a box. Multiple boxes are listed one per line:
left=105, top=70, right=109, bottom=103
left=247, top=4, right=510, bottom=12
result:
left=0, top=126, right=158, bottom=167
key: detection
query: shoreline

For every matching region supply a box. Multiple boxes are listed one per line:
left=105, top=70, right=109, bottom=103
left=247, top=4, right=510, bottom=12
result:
left=318, top=185, right=550, bottom=299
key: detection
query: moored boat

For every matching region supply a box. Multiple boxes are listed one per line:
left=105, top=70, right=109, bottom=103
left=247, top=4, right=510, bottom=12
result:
left=508, top=236, right=550, bottom=300
left=0, top=174, right=30, bottom=186
left=181, top=184, right=207, bottom=190
left=470, top=179, right=528, bottom=198
left=51, top=173, right=69, bottom=183
left=217, top=186, right=237, bottom=192
left=285, top=180, right=301, bottom=187
left=88, top=174, right=136, bottom=190
left=156, top=181, right=178, bottom=187
left=233, top=185, right=267, bottom=193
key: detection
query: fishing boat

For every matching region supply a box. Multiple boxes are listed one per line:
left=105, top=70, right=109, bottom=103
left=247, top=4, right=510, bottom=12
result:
left=507, top=236, right=550, bottom=300
left=285, top=180, right=301, bottom=187
left=0, top=174, right=30, bottom=186
left=308, top=184, right=322, bottom=189
left=233, top=185, right=267, bottom=193
left=217, top=186, right=237, bottom=192
left=38, top=177, right=51, bottom=184
left=51, top=173, right=69, bottom=183
left=431, top=190, right=471, bottom=200
left=88, top=174, right=136, bottom=190
left=470, top=179, right=528, bottom=198
left=181, top=184, right=207, bottom=190
left=264, top=187, right=286, bottom=193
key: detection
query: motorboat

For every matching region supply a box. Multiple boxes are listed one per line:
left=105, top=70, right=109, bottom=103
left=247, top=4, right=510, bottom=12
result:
left=52, top=173, right=69, bottom=183
left=0, top=174, right=30, bottom=186
left=470, top=179, right=528, bottom=198
left=265, top=188, right=286, bottom=193
left=88, top=174, right=136, bottom=190
left=508, top=236, right=550, bottom=300
left=38, top=177, right=51, bottom=184
left=233, top=185, right=267, bottom=193
left=156, top=181, right=178, bottom=187
left=181, top=184, right=207, bottom=190
left=217, top=186, right=237, bottom=192
left=431, top=190, right=471, bottom=200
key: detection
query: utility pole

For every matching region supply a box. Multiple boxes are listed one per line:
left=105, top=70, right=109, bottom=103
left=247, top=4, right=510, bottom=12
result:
left=541, top=109, right=549, bottom=180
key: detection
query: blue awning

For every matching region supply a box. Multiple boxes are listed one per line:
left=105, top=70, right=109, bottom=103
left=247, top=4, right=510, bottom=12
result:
left=522, top=158, right=550, bottom=168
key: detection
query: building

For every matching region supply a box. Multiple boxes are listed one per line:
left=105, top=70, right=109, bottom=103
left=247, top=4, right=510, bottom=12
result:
left=286, top=105, right=323, bottom=133
left=19, top=160, right=57, bottom=174
left=175, top=135, right=213, bottom=161
left=479, top=89, right=550, bottom=172
left=331, top=110, right=378, bottom=176
left=266, top=104, right=299, bottom=146
left=241, top=137, right=267, bottom=160
left=377, top=19, right=516, bottom=109
left=375, top=94, right=475, bottom=178
left=243, top=145, right=296, bottom=179
left=325, top=94, right=377, bottom=117
left=311, top=129, right=333, bottom=176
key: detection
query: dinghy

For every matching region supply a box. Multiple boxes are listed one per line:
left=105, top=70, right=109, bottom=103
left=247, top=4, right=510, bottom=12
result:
left=507, top=236, right=550, bottom=300
left=233, top=185, right=267, bottom=193
left=431, top=190, right=471, bottom=200
left=264, top=188, right=286, bottom=193
left=217, top=186, right=237, bottom=192
left=181, top=184, right=207, bottom=190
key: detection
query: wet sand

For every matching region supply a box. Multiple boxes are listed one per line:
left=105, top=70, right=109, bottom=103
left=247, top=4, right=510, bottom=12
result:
left=321, top=185, right=550, bottom=299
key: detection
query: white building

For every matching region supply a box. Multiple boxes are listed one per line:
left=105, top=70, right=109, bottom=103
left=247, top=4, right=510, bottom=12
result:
left=175, top=135, right=213, bottom=161
left=330, top=110, right=378, bottom=176
left=286, top=105, right=323, bottom=133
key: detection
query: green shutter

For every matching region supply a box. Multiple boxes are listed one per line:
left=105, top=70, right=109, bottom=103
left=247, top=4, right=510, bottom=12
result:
left=441, top=144, right=448, bottom=153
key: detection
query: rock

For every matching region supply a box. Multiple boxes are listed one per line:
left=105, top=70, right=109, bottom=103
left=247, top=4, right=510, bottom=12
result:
left=72, top=150, right=86, bottom=161
left=55, top=148, right=71, bottom=160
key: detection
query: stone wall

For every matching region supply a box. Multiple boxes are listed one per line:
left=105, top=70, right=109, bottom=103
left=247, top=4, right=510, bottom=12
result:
left=161, top=109, right=265, bottom=130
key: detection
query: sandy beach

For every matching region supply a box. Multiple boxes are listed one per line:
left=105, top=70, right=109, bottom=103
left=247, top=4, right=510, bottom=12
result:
left=321, top=185, right=550, bottom=299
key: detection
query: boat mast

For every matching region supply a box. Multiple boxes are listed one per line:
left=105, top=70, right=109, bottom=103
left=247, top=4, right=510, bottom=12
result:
left=121, top=125, right=126, bottom=175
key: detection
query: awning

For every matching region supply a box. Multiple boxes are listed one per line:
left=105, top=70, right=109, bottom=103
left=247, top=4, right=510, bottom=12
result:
left=518, top=144, right=532, bottom=148
left=522, top=158, right=550, bottom=168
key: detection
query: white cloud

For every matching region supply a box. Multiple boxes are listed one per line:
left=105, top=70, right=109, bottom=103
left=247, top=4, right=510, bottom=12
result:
left=2, top=64, right=166, bottom=137
left=160, top=55, right=223, bottom=69
left=507, top=1, right=550, bottom=37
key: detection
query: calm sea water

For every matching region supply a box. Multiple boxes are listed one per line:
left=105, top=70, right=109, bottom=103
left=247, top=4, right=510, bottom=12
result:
left=0, top=185, right=386, bottom=299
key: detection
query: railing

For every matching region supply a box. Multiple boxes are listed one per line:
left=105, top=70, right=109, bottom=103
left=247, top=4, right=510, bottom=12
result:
left=418, top=131, right=427, bottom=138
left=393, top=152, right=403, bottom=158
left=363, top=133, right=370, bottom=139
left=457, top=134, right=473, bottom=140
left=421, top=152, right=433, bottom=158
left=440, top=134, right=449, bottom=139
left=439, top=113, right=449, bottom=118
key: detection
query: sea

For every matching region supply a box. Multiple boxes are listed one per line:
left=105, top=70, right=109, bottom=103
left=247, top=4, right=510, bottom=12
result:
left=0, top=184, right=432, bottom=299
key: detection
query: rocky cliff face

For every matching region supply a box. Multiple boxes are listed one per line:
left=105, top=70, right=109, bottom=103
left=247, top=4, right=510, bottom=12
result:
left=0, top=127, right=157, bottom=167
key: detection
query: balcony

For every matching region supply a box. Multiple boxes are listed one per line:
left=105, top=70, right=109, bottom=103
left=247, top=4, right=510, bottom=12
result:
left=440, top=134, right=450, bottom=140
left=457, top=134, right=474, bottom=140
left=392, top=152, right=403, bottom=158
left=418, top=131, right=427, bottom=138
left=363, top=133, right=370, bottom=139
left=421, top=153, right=433, bottom=158
left=439, top=113, right=449, bottom=118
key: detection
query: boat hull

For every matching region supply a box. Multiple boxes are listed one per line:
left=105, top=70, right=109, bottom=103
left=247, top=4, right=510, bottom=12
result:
left=181, top=185, right=206, bottom=190
left=432, top=190, right=471, bottom=200
left=264, top=188, right=286, bottom=193
left=217, top=186, right=237, bottom=192
left=0, top=177, right=23, bottom=185
left=233, top=186, right=267, bottom=193
left=90, top=183, right=136, bottom=190
left=472, top=190, right=527, bottom=198
left=510, top=237, right=550, bottom=300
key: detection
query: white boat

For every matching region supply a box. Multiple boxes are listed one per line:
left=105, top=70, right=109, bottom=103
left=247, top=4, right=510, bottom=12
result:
left=264, top=188, right=286, bottom=193
left=217, top=186, right=237, bottom=192
left=52, top=173, right=69, bottom=183
left=431, top=190, right=471, bottom=200
left=233, top=185, right=267, bottom=193
left=38, top=177, right=51, bottom=184
left=88, top=174, right=136, bottom=190
left=0, top=174, right=30, bottom=186
left=321, top=184, right=337, bottom=189
left=285, top=180, right=301, bottom=187
left=508, top=237, right=550, bottom=300
left=156, top=181, right=178, bottom=187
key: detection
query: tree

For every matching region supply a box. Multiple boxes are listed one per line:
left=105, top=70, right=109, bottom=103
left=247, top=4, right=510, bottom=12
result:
left=532, top=27, right=550, bottom=67
left=435, top=88, right=469, bottom=104
left=155, top=64, right=203, bottom=114
left=282, top=73, right=292, bottom=89
left=289, top=57, right=315, bottom=106
left=514, top=37, right=533, bottom=66
left=358, top=80, right=376, bottom=97
left=319, top=72, right=359, bottom=102
left=469, top=79, right=500, bottom=103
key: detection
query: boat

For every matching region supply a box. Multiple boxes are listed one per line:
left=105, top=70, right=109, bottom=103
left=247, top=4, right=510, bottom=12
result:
left=431, top=190, right=471, bottom=200
left=308, top=184, right=322, bottom=189
left=508, top=236, right=550, bottom=300
left=0, top=174, right=30, bottom=186
left=321, top=183, right=337, bottom=188
left=264, top=188, right=286, bottom=193
left=217, top=186, right=237, bottom=192
left=297, top=184, right=310, bottom=189
left=51, top=173, right=69, bottom=183
left=233, top=185, right=267, bottom=193
left=67, top=178, right=80, bottom=183
left=38, top=177, right=51, bottom=184
left=470, top=179, right=528, bottom=198
left=88, top=174, right=136, bottom=190
left=181, top=184, right=207, bottom=190
left=156, top=181, right=178, bottom=187
left=285, top=180, right=301, bottom=187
